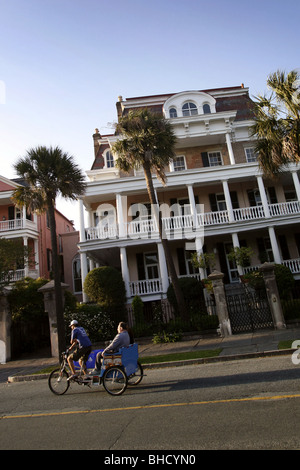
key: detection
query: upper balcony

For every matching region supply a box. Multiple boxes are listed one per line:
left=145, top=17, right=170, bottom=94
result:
left=0, top=217, right=39, bottom=238
left=82, top=200, right=300, bottom=246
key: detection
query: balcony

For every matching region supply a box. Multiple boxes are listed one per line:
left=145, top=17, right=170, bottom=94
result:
left=84, top=201, right=300, bottom=242
left=0, top=218, right=38, bottom=235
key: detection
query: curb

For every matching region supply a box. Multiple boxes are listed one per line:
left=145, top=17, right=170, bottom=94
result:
left=7, top=348, right=295, bottom=383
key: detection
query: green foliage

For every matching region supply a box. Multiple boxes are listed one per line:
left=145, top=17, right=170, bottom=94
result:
left=84, top=267, right=126, bottom=306
left=281, top=299, right=300, bottom=320
left=0, top=239, right=31, bottom=286
left=8, top=277, right=49, bottom=322
left=167, top=277, right=204, bottom=315
left=243, top=264, right=294, bottom=300
left=132, top=295, right=144, bottom=325
left=152, top=330, right=182, bottom=344
left=64, top=303, right=115, bottom=343
left=227, top=246, right=253, bottom=267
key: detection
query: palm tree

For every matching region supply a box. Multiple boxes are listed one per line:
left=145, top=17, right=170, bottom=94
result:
left=112, top=109, right=188, bottom=321
left=252, top=69, right=300, bottom=176
left=12, top=146, right=86, bottom=355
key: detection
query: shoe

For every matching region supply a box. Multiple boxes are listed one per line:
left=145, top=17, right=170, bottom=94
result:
left=67, top=374, right=78, bottom=381
left=89, top=369, right=100, bottom=376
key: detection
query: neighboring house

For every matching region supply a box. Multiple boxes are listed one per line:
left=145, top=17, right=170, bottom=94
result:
left=0, top=175, right=78, bottom=291
left=78, top=85, right=300, bottom=308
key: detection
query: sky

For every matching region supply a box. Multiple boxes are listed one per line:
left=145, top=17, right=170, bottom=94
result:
left=0, top=0, right=299, bottom=229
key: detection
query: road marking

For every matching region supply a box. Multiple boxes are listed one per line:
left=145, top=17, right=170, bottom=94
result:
left=2, top=393, right=300, bottom=420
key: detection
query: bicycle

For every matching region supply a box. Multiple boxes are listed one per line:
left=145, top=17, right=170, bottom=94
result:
left=48, top=344, right=143, bottom=396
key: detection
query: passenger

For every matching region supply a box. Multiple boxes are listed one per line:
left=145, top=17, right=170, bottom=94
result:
left=90, top=321, right=130, bottom=374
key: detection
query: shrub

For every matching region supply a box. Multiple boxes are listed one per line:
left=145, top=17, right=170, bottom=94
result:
left=83, top=266, right=127, bottom=323
left=167, top=277, right=204, bottom=316
left=8, top=277, right=49, bottom=322
left=64, top=303, right=115, bottom=343
left=132, top=295, right=144, bottom=325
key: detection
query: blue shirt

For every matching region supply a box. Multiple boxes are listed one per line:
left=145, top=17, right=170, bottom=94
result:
left=71, top=327, right=92, bottom=348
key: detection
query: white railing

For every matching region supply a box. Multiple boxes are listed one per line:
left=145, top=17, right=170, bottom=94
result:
left=283, top=258, right=300, bottom=274
left=162, top=214, right=194, bottom=230
left=233, top=206, right=265, bottom=221
left=83, top=201, right=300, bottom=241
left=127, top=218, right=157, bottom=236
left=129, top=278, right=163, bottom=296
left=86, top=225, right=118, bottom=240
left=269, top=201, right=300, bottom=216
left=0, top=218, right=24, bottom=232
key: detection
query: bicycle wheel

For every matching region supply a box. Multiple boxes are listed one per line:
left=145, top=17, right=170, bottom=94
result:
left=127, top=361, right=143, bottom=386
left=103, top=366, right=127, bottom=396
left=48, top=368, right=70, bottom=395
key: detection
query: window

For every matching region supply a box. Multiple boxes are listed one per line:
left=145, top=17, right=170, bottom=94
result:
left=169, top=107, right=177, bottom=118
left=216, top=193, right=227, bottom=211
left=245, top=147, right=258, bottom=162
left=208, top=151, right=223, bottom=166
left=171, top=155, right=186, bottom=172
left=144, top=252, right=159, bottom=279
left=203, top=103, right=211, bottom=114
left=104, top=150, right=114, bottom=168
left=182, top=102, right=198, bottom=116
left=73, top=256, right=82, bottom=293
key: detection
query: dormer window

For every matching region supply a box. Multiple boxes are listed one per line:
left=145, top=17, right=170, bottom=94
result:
left=104, top=150, right=114, bottom=168
left=203, top=103, right=211, bottom=114
left=169, top=107, right=177, bottom=118
left=182, top=102, right=198, bottom=116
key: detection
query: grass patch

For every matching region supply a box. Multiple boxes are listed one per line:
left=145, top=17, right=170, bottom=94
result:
left=139, top=349, right=222, bottom=365
left=278, top=340, right=298, bottom=350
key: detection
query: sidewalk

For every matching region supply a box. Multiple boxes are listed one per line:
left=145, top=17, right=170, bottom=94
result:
left=2, top=326, right=300, bottom=383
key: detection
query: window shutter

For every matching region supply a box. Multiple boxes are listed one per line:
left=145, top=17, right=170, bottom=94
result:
left=230, top=191, right=239, bottom=209
left=177, top=247, right=187, bottom=276
left=209, top=194, right=218, bottom=212
left=268, top=187, right=278, bottom=204
left=201, top=152, right=209, bottom=167
left=136, top=253, right=145, bottom=280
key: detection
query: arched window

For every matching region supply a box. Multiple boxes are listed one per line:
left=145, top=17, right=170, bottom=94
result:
left=203, top=103, right=211, bottom=114
left=169, top=107, right=177, bottom=118
left=104, top=150, right=114, bottom=168
left=182, top=102, right=198, bottom=116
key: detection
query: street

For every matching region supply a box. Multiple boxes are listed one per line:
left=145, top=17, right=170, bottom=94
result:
left=1, top=355, right=300, bottom=450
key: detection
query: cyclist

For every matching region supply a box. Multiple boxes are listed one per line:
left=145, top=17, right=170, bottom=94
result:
left=67, top=320, right=92, bottom=379
left=90, top=321, right=130, bottom=375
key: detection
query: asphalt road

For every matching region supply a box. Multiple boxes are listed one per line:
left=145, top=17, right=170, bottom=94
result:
left=1, top=355, right=300, bottom=451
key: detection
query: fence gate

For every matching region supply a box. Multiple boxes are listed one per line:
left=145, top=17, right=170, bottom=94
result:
left=226, top=286, right=273, bottom=333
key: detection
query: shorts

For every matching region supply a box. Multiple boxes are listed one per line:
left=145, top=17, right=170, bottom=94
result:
left=70, top=346, right=92, bottom=363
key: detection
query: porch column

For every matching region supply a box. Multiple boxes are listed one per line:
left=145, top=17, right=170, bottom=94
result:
left=80, top=252, right=89, bottom=302
left=23, top=236, right=29, bottom=277
left=120, top=247, right=131, bottom=299
left=157, top=242, right=169, bottom=293
left=116, top=193, right=127, bottom=238
left=225, top=132, right=235, bottom=165
left=187, top=184, right=197, bottom=226
left=195, top=236, right=206, bottom=279
left=78, top=198, right=86, bottom=242
left=292, top=171, right=300, bottom=201
left=222, top=180, right=234, bottom=222
left=268, top=226, right=281, bottom=264
left=22, top=206, right=27, bottom=228
left=256, top=176, right=271, bottom=217
left=34, top=238, right=39, bottom=276
left=231, top=232, right=243, bottom=276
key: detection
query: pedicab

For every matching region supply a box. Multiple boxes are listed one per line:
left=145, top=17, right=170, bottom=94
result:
left=48, top=343, right=143, bottom=396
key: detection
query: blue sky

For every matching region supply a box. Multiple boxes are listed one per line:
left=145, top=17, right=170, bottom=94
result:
left=0, top=0, right=299, bottom=228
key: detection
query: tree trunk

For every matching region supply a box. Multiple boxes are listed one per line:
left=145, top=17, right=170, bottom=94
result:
left=143, top=163, right=189, bottom=321
left=47, top=201, right=66, bottom=355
